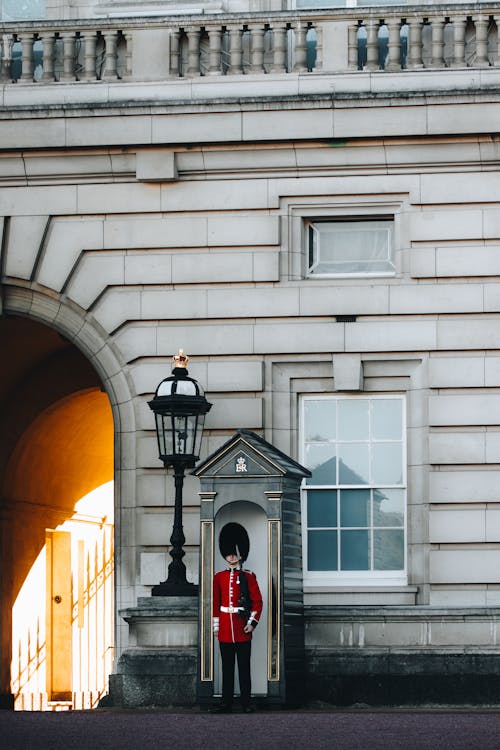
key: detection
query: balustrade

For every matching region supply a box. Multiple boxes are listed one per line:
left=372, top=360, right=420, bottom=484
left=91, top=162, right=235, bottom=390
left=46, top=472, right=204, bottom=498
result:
left=1, top=5, right=500, bottom=85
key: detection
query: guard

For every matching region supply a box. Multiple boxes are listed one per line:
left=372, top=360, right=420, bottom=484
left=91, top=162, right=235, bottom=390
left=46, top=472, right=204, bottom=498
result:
left=213, top=522, right=263, bottom=713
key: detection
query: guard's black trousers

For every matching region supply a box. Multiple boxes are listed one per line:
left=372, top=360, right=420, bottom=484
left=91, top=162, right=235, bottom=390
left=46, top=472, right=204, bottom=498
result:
left=219, top=640, right=252, bottom=708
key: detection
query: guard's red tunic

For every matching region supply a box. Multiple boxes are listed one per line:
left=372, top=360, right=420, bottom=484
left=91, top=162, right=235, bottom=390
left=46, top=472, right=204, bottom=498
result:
left=213, top=568, right=263, bottom=643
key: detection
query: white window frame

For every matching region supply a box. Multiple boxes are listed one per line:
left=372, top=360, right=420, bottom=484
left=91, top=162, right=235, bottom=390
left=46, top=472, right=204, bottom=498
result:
left=300, top=393, right=407, bottom=587
left=306, top=216, right=395, bottom=279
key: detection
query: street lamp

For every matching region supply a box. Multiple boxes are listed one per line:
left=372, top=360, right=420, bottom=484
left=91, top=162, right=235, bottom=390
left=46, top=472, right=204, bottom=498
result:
left=148, top=350, right=212, bottom=596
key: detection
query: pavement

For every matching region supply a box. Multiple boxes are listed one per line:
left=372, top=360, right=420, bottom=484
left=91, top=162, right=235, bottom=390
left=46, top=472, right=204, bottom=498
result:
left=3, top=706, right=500, bottom=750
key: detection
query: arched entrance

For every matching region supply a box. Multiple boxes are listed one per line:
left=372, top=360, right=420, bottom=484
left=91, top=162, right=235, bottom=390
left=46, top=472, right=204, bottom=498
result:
left=0, top=315, right=115, bottom=710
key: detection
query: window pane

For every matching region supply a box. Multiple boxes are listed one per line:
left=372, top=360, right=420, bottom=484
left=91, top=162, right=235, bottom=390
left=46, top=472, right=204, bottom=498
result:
left=310, top=219, right=394, bottom=276
left=373, top=529, right=404, bottom=570
left=305, top=444, right=337, bottom=485
left=308, top=530, right=338, bottom=570
left=338, top=444, right=369, bottom=484
left=338, top=399, right=369, bottom=440
left=373, top=489, right=405, bottom=527
left=308, top=490, right=337, bottom=528
left=340, top=530, right=369, bottom=570
left=3, top=0, right=45, bottom=20
left=372, top=399, right=402, bottom=440
left=340, top=489, right=370, bottom=527
left=304, top=399, right=336, bottom=442
left=372, top=443, right=402, bottom=484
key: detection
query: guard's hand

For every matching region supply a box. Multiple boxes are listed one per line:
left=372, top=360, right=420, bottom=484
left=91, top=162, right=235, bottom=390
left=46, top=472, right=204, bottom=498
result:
left=243, top=624, right=254, bottom=634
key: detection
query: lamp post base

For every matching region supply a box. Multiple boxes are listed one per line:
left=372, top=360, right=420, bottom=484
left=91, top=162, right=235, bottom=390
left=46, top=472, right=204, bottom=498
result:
left=151, top=581, right=199, bottom=597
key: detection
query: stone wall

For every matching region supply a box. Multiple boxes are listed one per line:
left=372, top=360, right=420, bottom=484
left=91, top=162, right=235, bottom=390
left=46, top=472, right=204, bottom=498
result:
left=3, top=31, right=500, bottom=697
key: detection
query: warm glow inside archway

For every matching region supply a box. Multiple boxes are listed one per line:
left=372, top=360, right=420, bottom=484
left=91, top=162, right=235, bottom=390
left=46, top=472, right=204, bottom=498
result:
left=11, top=482, right=114, bottom=710
left=4, top=388, right=113, bottom=511
left=5, top=388, right=115, bottom=710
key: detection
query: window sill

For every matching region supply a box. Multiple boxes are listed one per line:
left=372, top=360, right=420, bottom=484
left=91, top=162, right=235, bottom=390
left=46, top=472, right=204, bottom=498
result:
left=305, top=272, right=396, bottom=280
left=304, top=585, right=418, bottom=607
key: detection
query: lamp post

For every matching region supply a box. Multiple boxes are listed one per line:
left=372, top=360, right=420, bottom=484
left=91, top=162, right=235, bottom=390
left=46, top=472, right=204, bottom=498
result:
left=148, top=350, right=212, bottom=596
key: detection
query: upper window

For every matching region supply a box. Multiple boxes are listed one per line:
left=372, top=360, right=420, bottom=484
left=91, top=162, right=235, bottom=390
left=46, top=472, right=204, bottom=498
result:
left=1, top=0, right=45, bottom=20
left=301, top=395, right=406, bottom=586
left=306, top=217, right=395, bottom=277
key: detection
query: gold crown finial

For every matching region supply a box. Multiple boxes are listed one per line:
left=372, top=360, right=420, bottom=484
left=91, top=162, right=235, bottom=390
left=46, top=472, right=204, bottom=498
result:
left=173, top=349, right=189, bottom=368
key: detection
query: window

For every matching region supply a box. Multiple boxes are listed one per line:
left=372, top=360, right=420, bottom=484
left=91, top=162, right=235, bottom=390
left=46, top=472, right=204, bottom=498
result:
left=1, top=0, right=45, bottom=21
left=301, top=395, right=406, bottom=585
left=306, top=217, right=395, bottom=277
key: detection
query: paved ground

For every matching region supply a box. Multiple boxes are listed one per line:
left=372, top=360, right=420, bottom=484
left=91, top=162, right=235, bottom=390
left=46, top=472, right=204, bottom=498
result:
left=3, top=707, right=500, bottom=750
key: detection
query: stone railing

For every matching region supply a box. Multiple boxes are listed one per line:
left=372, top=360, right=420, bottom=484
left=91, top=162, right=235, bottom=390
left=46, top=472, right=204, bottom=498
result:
left=2, top=4, right=500, bottom=84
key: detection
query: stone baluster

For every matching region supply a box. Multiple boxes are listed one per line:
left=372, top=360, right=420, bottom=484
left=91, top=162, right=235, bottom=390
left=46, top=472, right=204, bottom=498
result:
left=314, top=22, right=322, bottom=71
left=430, top=17, right=445, bottom=68
left=170, top=29, right=181, bottom=77
left=348, top=22, right=359, bottom=70
left=228, top=26, right=243, bottom=75
left=365, top=19, right=379, bottom=70
left=493, top=17, right=500, bottom=67
left=186, top=27, right=201, bottom=76
left=123, top=31, right=133, bottom=79
left=102, top=31, right=119, bottom=80
left=407, top=17, right=424, bottom=69
left=248, top=25, right=265, bottom=74
left=82, top=30, right=97, bottom=81
left=19, top=34, right=35, bottom=82
left=450, top=16, right=467, bottom=68
left=385, top=18, right=402, bottom=71
left=58, top=32, right=76, bottom=81
left=207, top=27, right=222, bottom=76
left=474, top=15, right=490, bottom=68
left=40, top=32, right=55, bottom=81
left=293, top=21, right=308, bottom=73
left=1, top=34, right=13, bottom=82
left=270, top=24, right=287, bottom=73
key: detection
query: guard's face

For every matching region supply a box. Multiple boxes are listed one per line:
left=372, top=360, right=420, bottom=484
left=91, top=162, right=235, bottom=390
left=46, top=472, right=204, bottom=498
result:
left=225, top=553, right=241, bottom=567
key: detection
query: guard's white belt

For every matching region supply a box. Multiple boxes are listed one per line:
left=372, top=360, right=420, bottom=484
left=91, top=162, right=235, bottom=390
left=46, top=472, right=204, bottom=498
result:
left=220, top=605, right=242, bottom=614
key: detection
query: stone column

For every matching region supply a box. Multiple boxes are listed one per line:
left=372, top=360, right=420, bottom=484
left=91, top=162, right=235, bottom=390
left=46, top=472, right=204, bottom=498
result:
left=450, top=16, right=467, bottom=68
left=0, top=35, right=12, bottom=83
left=293, top=22, right=308, bottom=73
left=207, top=27, right=222, bottom=76
left=228, top=26, right=243, bottom=75
left=474, top=15, right=490, bottom=68
left=408, top=18, right=424, bottom=69
left=81, top=31, right=97, bottom=81
left=385, top=18, right=401, bottom=71
left=102, top=31, right=119, bottom=80
left=365, top=20, right=379, bottom=71
left=170, top=29, right=181, bottom=77
left=270, top=24, right=287, bottom=73
left=314, top=22, right=323, bottom=71
left=59, top=32, right=76, bottom=81
left=123, top=31, right=133, bottom=80
left=186, top=27, right=201, bottom=77
left=40, top=32, right=56, bottom=82
left=430, top=17, right=445, bottom=68
left=493, top=16, right=500, bottom=67
left=348, top=22, right=359, bottom=70
left=18, top=34, right=34, bottom=83
left=248, top=25, right=265, bottom=74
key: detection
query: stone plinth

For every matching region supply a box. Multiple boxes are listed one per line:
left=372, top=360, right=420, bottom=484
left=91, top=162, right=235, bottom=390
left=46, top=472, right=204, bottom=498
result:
left=108, top=597, right=198, bottom=708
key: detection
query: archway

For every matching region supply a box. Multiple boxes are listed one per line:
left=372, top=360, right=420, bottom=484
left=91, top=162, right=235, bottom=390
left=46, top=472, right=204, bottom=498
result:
left=0, top=316, right=114, bottom=709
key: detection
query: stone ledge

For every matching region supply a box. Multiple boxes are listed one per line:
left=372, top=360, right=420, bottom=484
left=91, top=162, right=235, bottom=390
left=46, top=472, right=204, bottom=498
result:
left=305, top=605, right=500, bottom=620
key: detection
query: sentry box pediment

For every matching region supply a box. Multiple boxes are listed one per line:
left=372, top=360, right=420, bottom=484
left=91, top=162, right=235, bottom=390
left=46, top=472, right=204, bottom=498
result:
left=193, top=429, right=310, bottom=481
left=193, top=430, right=311, bottom=708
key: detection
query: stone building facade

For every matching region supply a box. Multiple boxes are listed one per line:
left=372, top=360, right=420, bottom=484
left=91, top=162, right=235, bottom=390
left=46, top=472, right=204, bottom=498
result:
left=2, top=0, right=500, bottom=709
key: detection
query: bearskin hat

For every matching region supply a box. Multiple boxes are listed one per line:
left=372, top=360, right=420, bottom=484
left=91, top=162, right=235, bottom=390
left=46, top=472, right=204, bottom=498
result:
left=219, top=522, right=250, bottom=562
